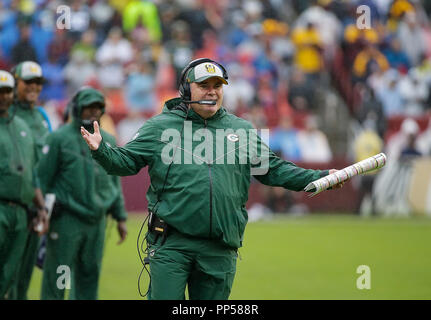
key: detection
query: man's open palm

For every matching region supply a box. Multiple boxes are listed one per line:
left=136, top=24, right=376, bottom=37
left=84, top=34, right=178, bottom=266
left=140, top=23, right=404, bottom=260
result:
left=81, top=121, right=102, bottom=150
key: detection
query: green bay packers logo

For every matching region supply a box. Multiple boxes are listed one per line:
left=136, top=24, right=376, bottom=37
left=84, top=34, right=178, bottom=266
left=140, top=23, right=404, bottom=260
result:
left=227, top=133, right=239, bottom=142
left=205, top=64, right=216, bottom=73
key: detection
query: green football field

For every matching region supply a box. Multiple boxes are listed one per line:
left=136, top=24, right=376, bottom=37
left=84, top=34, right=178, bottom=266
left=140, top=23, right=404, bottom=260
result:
left=27, top=213, right=431, bottom=300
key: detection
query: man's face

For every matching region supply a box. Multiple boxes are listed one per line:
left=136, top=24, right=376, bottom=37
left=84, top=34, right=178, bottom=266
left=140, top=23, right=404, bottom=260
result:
left=16, top=78, right=43, bottom=105
left=80, top=103, right=104, bottom=123
left=0, top=87, right=14, bottom=117
left=189, top=77, right=224, bottom=119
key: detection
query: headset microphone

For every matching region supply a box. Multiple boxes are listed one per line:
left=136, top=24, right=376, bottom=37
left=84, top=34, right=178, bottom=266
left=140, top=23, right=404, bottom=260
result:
left=182, top=100, right=217, bottom=105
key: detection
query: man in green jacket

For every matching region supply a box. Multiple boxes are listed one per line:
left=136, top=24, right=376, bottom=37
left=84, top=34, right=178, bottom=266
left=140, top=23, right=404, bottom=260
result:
left=0, top=70, right=48, bottom=299
left=8, top=61, right=51, bottom=300
left=81, top=58, right=341, bottom=300
left=37, top=87, right=128, bottom=300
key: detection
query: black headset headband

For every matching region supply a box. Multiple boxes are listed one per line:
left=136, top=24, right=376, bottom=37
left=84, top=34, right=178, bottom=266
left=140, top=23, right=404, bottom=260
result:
left=178, top=58, right=228, bottom=101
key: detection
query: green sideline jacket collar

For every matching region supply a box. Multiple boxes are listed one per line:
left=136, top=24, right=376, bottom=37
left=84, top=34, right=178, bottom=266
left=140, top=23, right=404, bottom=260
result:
left=164, top=97, right=227, bottom=122
left=13, top=99, right=31, bottom=108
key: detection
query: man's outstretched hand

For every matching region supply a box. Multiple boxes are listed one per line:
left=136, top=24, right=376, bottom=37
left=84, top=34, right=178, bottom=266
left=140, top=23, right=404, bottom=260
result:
left=81, top=121, right=102, bottom=151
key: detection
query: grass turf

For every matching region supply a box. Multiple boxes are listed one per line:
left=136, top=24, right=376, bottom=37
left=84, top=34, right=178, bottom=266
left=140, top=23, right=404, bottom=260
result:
left=27, top=213, right=431, bottom=300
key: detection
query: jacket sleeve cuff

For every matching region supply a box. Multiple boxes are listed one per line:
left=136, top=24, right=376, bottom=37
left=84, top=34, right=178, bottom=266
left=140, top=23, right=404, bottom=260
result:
left=320, top=170, right=330, bottom=178
left=90, top=138, right=107, bottom=160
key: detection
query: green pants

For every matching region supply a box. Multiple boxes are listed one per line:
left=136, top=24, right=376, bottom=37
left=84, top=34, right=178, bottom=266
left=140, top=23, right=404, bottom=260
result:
left=9, top=229, right=40, bottom=300
left=41, top=211, right=106, bottom=300
left=0, top=202, right=28, bottom=299
left=147, top=228, right=238, bottom=300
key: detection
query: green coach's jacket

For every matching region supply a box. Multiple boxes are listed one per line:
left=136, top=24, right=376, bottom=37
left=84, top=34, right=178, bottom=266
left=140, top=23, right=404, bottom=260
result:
left=37, top=119, right=127, bottom=224
left=10, top=101, right=50, bottom=162
left=92, top=98, right=328, bottom=248
left=0, top=113, right=37, bottom=206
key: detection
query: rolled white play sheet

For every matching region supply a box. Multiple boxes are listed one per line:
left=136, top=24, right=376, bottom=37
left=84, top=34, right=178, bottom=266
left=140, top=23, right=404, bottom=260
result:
left=304, top=153, right=387, bottom=196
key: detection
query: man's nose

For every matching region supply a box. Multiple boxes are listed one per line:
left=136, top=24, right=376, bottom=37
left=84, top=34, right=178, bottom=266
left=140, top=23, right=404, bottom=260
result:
left=207, top=86, right=217, bottom=95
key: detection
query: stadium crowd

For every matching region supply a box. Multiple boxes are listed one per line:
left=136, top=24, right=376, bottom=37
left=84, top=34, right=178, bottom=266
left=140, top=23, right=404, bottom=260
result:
left=1, top=0, right=431, bottom=206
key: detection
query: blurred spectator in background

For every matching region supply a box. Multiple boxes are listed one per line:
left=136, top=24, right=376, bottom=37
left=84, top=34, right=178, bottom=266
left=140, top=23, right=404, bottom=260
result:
left=95, top=26, right=133, bottom=89
left=416, top=113, right=431, bottom=156
left=288, top=68, right=315, bottom=112
left=261, top=18, right=293, bottom=72
left=226, top=11, right=250, bottom=49
left=397, top=11, right=426, bottom=67
left=269, top=115, right=302, bottom=162
left=30, top=9, right=54, bottom=65
left=116, top=111, right=147, bottom=146
left=343, top=24, right=380, bottom=69
left=386, top=117, right=421, bottom=160
left=356, top=83, right=386, bottom=138
left=71, top=29, right=97, bottom=63
left=158, top=1, right=179, bottom=44
left=352, top=44, right=389, bottom=83
left=11, top=23, right=37, bottom=64
left=47, top=28, right=73, bottom=67
left=415, top=55, right=431, bottom=88
left=63, top=51, right=96, bottom=96
left=353, top=117, right=384, bottom=215
left=177, top=0, right=217, bottom=50
left=243, top=100, right=268, bottom=129
left=89, top=0, right=116, bottom=44
left=291, top=22, right=324, bottom=80
left=162, top=20, right=194, bottom=88
left=297, top=115, right=333, bottom=163
left=124, top=58, right=157, bottom=113
left=294, top=0, right=342, bottom=61
left=40, top=51, right=66, bottom=102
left=383, top=36, right=411, bottom=73
left=389, top=0, right=415, bottom=25
left=122, top=0, right=162, bottom=43
left=400, top=130, right=422, bottom=158
left=398, top=68, right=429, bottom=116
left=222, top=63, right=254, bottom=114
left=68, top=0, right=91, bottom=41
left=374, top=69, right=404, bottom=117
left=354, top=118, right=384, bottom=167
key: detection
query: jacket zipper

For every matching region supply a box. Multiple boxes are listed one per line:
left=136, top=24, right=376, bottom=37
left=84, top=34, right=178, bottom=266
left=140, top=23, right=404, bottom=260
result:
left=204, top=120, right=213, bottom=238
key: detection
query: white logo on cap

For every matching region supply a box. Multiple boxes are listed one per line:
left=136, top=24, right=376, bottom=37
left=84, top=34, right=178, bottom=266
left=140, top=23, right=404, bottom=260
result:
left=205, top=64, right=216, bottom=73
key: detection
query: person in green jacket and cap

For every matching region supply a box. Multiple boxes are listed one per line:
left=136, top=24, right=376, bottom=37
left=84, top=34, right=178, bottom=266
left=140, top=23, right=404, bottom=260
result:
left=81, top=58, right=343, bottom=300
left=0, top=70, right=49, bottom=299
left=8, top=61, right=52, bottom=300
left=38, top=87, right=128, bottom=300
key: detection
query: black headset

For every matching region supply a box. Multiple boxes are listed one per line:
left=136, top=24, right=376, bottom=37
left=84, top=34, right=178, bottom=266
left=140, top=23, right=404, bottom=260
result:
left=178, top=58, right=228, bottom=101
